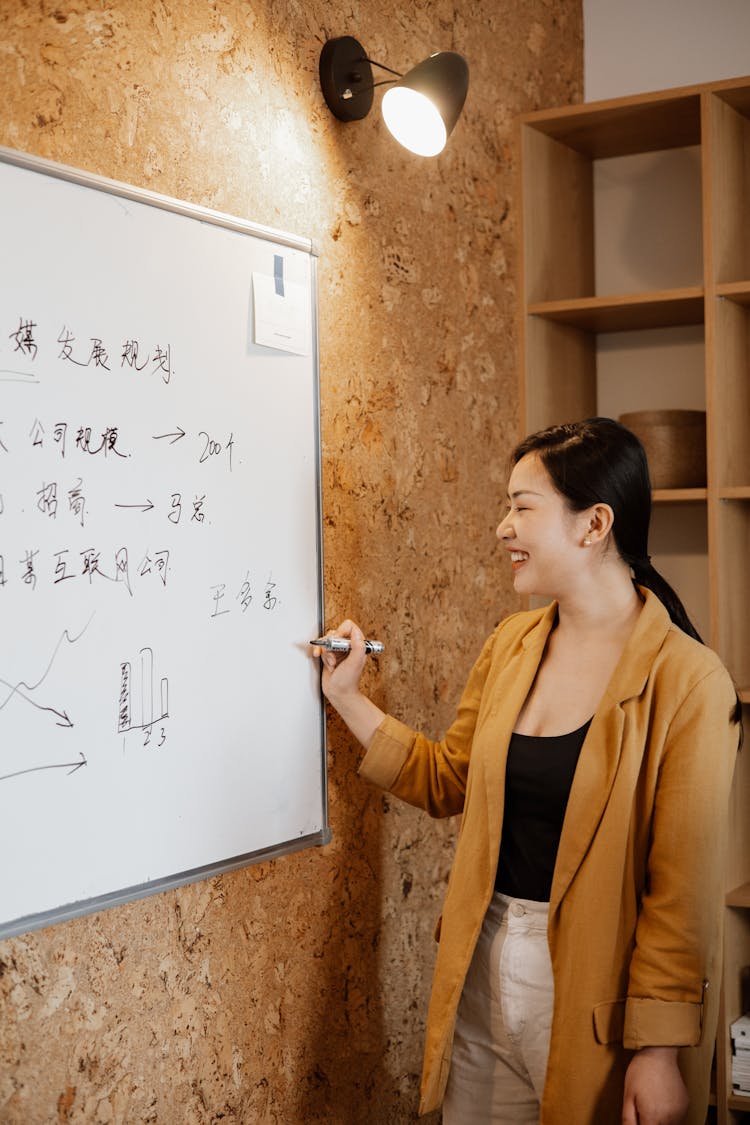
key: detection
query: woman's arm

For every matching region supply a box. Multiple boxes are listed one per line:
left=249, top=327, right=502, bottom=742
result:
left=313, top=618, right=499, bottom=816
left=624, top=664, right=739, bottom=1046
left=621, top=662, right=740, bottom=1122
left=312, top=619, right=385, bottom=749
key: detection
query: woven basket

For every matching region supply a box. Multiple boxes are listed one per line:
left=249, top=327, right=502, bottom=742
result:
left=618, top=409, right=707, bottom=489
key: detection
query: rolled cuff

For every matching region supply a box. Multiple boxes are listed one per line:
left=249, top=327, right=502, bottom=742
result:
left=623, top=996, right=704, bottom=1048
left=358, top=714, right=414, bottom=790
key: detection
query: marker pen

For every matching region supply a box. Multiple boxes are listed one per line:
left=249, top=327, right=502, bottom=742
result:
left=310, top=637, right=384, bottom=655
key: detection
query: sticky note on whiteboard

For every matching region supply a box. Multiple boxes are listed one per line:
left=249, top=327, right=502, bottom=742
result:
left=252, top=269, right=311, bottom=356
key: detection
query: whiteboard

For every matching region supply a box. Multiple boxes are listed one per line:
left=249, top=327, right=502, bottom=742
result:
left=0, top=147, right=328, bottom=939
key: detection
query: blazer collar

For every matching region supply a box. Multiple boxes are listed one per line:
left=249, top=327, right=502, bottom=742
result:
left=598, top=586, right=673, bottom=705
left=522, top=586, right=673, bottom=703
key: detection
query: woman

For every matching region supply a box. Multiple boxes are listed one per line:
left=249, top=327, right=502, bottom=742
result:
left=313, top=419, right=741, bottom=1125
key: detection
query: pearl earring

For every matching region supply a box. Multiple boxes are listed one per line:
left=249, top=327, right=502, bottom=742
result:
left=583, top=537, right=591, bottom=546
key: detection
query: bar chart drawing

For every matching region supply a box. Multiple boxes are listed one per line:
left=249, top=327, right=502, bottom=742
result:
left=117, top=647, right=169, bottom=739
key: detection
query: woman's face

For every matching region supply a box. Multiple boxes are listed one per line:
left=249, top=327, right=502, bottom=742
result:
left=496, top=452, right=589, bottom=599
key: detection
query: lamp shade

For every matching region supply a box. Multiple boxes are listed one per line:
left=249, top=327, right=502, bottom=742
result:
left=381, top=51, right=469, bottom=156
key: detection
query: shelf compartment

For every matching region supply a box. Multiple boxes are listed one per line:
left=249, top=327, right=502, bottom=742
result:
left=649, top=502, right=709, bottom=643
left=717, top=500, right=750, bottom=689
left=722, top=910, right=750, bottom=1108
left=521, top=125, right=594, bottom=304
left=528, top=289, right=704, bottom=333
left=522, top=318, right=597, bottom=435
left=709, top=91, right=750, bottom=285
left=521, top=91, right=701, bottom=159
left=714, top=299, right=750, bottom=488
left=717, top=281, right=750, bottom=304
left=594, top=147, right=703, bottom=295
left=521, top=104, right=703, bottom=304
left=596, top=326, right=706, bottom=464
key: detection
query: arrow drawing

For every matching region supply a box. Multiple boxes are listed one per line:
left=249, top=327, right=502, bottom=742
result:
left=114, top=499, right=154, bottom=512
left=0, top=752, right=87, bottom=783
left=153, top=426, right=185, bottom=444
left=0, top=680, right=72, bottom=726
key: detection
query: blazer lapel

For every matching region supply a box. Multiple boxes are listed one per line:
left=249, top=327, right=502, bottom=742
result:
left=549, top=589, right=672, bottom=920
left=479, top=603, right=559, bottom=872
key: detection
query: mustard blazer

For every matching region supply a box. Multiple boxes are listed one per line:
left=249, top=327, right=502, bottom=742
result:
left=358, top=590, right=740, bottom=1123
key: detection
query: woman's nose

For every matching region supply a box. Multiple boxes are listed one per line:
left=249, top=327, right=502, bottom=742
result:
left=496, top=514, right=513, bottom=540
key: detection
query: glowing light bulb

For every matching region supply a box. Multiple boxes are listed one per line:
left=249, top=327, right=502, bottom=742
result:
left=381, top=87, right=447, bottom=157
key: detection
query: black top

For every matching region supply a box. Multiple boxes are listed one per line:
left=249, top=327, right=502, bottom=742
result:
left=494, top=718, right=592, bottom=902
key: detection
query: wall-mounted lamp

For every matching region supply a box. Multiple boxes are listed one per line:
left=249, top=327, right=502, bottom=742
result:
left=319, top=36, right=469, bottom=158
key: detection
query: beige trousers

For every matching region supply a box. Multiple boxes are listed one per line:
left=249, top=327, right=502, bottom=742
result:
left=442, top=892, right=553, bottom=1125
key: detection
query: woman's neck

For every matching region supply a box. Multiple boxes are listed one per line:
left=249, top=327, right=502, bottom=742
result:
left=554, top=566, right=643, bottom=641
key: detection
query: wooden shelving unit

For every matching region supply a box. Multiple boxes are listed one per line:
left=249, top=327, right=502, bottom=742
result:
left=518, top=74, right=750, bottom=1124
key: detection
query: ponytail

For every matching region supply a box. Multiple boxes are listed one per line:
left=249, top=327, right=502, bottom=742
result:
left=629, top=556, right=702, bottom=643
left=631, top=558, right=743, bottom=730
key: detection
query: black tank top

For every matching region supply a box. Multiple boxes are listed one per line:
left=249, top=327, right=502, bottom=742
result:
left=494, top=718, right=592, bottom=902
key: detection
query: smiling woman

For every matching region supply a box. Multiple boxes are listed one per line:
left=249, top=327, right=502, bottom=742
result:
left=313, top=417, right=742, bottom=1125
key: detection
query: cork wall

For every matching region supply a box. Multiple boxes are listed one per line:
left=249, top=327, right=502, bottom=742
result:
left=0, top=3, right=582, bottom=1122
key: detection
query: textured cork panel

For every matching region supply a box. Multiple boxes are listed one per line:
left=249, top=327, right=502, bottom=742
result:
left=0, top=2, right=582, bottom=1122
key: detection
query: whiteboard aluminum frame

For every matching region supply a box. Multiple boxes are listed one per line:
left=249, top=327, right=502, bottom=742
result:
left=0, top=145, right=330, bottom=940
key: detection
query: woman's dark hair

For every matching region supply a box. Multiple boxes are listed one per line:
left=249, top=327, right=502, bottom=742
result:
left=512, top=417, right=702, bottom=639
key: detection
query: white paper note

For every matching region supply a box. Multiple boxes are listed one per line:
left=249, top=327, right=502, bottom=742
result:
left=252, top=270, right=311, bottom=356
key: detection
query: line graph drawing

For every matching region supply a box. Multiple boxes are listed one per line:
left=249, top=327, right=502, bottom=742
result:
left=0, top=613, right=94, bottom=731
left=0, top=680, right=72, bottom=727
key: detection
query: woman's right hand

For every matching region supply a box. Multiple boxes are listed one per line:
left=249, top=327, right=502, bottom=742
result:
left=311, top=619, right=387, bottom=750
left=312, top=619, right=368, bottom=705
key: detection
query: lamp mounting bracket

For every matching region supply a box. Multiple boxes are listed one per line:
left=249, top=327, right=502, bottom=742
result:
left=319, top=36, right=374, bottom=122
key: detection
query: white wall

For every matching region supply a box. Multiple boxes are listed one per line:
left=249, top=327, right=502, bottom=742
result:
left=584, top=0, right=750, bottom=100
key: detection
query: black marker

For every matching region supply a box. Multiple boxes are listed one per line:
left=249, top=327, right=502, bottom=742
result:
left=310, top=637, right=384, bottom=655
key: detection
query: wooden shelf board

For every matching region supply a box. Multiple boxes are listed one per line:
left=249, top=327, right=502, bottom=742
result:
left=521, top=92, right=702, bottom=158
left=719, top=487, right=750, bottom=500
left=652, top=488, right=707, bottom=503
left=527, top=289, right=704, bottom=333
left=521, top=75, right=750, bottom=159
left=727, top=882, right=750, bottom=908
left=716, top=80, right=750, bottom=117
left=717, top=281, right=750, bottom=306
left=728, top=1092, right=750, bottom=1111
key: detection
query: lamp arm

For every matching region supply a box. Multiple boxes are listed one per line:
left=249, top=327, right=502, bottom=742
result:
left=361, top=57, right=403, bottom=78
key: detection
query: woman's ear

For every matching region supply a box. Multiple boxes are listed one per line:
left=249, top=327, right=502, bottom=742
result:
left=582, top=503, right=615, bottom=547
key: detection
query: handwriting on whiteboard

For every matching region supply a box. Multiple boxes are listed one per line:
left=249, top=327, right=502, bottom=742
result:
left=0, top=310, right=282, bottom=618
left=1, top=306, right=286, bottom=786
left=7, top=316, right=174, bottom=383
